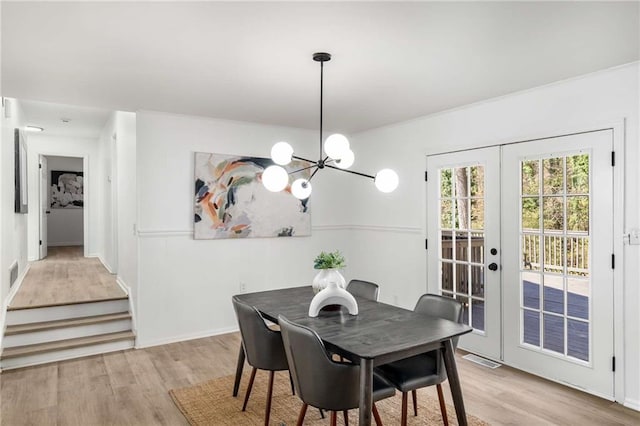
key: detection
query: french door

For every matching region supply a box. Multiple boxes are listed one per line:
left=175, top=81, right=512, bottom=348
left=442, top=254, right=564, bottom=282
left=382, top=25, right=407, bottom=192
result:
left=427, top=130, right=615, bottom=398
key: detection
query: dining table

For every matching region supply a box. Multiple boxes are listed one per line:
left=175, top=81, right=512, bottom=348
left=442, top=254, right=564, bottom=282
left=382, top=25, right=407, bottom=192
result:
left=232, top=286, right=473, bottom=426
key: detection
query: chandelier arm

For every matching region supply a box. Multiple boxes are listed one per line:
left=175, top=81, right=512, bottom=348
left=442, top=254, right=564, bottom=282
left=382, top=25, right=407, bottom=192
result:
left=292, top=155, right=314, bottom=163
left=288, top=164, right=318, bottom=175
left=308, top=166, right=321, bottom=182
left=324, top=164, right=375, bottom=180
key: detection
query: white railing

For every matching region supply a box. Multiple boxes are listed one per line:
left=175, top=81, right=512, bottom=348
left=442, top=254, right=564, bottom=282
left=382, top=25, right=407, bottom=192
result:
left=522, top=230, right=589, bottom=275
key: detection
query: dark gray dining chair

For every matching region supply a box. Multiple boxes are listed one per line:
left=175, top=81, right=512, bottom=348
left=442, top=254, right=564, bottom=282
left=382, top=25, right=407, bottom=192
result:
left=375, top=294, right=464, bottom=426
left=346, top=279, right=380, bottom=301
left=279, top=315, right=395, bottom=426
left=232, top=296, right=290, bottom=426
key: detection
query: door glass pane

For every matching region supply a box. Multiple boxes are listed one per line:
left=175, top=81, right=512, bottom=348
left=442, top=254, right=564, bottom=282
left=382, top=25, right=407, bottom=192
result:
left=523, top=309, right=540, bottom=346
left=441, top=262, right=453, bottom=292
left=543, top=196, right=564, bottom=231
left=472, top=299, right=485, bottom=331
left=522, top=160, right=540, bottom=196
left=522, top=272, right=541, bottom=309
left=566, top=154, right=589, bottom=195
left=520, top=153, right=591, bottom=363
left=438, top=163, right=485, bottom=333
left=567, top=319, right=589, bottom=361
left=543, top=313, right=565, bottom=354
left=543, top=274, right=564, bottom=315
left=456, top=295, right=469, bottom=326
left=543, top=158, right=564, bottom=194
left=567, top=196, right=589, bottom=232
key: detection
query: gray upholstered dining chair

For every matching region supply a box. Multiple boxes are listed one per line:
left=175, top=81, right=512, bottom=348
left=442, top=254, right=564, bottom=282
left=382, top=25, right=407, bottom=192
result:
left=279, top=315, right=395, bottom=426
left=232, top=296, right=290, bottom=426
left=346, top=279, right=380, bottom=301
left=375, top=294, right=464, bottom=426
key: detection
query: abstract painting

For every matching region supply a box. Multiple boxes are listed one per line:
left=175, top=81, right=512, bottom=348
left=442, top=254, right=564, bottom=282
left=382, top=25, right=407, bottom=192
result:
left=194, top=152, right=311, bottom=239
left=51, top=170, right=84, bottom=208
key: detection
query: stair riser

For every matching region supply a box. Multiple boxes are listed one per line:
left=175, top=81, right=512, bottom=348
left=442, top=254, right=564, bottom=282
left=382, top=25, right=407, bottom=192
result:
left=0, top=339, right=135, bottom=370
left=6, top=300, right=129, bottom=325
left=3, top=319, right=132, bottom=348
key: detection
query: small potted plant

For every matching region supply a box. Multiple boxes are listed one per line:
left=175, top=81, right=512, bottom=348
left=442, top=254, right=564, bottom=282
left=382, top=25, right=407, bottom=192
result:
left=312, top=250, right=347, bottom=293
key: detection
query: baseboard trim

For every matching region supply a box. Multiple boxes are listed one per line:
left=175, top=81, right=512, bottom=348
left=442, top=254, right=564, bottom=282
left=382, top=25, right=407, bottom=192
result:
left=116, top=277, right=137, bottom=337
left=115, top=277, right=129, bottom=296
left=47, top=242, right=83, bottom=247
left=0, top=263, right=31, bottom=349
left=135, top=326, right=238, bottom=349
left=624, top=398, right=640, bottom=411
left=97, top=256, right=115, bottom=274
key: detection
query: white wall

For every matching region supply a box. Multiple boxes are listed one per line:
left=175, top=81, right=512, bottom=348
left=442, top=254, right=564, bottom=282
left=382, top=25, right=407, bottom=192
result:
left=98, top=114, right=117, bottom=272
left=0, top=98, right=28, bottom=311
left=349, top=63, right=640, bottom=407
left=135, top=111, right=353, bottom=347
left=46, top=156, right=84, bottom=247
left=27, top=135, right=101, bottom=259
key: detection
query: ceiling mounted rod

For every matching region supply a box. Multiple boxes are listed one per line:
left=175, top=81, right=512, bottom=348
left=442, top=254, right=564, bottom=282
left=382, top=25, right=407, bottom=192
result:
left=262, top=52, right=399, bottom=198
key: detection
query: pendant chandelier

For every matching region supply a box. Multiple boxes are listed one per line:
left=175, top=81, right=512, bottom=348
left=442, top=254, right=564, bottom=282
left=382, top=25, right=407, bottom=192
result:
left=262, top=52, right=399, bottom=199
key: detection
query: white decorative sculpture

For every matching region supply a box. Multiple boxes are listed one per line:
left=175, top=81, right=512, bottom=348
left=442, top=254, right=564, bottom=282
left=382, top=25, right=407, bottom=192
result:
left=308, top=282, right=359, bottom=317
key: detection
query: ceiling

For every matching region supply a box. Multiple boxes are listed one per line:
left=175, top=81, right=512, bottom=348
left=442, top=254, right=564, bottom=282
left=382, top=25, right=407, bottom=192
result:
left=3, top=1, right=639, bottom=134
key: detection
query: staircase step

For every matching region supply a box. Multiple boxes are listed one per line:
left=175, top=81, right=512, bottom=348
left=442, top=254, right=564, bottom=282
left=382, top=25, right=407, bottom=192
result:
left=1, top=331, right=135, bottom=360
left=8, top=295, right=129, bottom=311
left=5, top=312, right=131, bottom=335
left=5, top=299, right=130, bottom=325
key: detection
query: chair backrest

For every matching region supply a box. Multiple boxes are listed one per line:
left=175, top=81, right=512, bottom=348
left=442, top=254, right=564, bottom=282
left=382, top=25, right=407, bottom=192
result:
left=279, top=315, right=361, bottom=411
left=346, top=279, right=379, bottom=301
left=232, top=296, right=288, bottom=371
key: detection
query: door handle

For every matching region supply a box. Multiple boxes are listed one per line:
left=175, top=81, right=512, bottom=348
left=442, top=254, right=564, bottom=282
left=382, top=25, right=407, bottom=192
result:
left=46, top=211, right=51, bottom=214
left=488, top=262, right=499, bottom=271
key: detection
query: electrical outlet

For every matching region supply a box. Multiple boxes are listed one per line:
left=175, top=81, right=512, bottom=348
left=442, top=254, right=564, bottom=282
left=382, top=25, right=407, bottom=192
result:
left=240, top=282, right=247, bottom=293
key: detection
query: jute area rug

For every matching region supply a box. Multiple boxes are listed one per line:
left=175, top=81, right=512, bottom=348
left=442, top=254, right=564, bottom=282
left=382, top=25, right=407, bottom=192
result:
left=169, top=371, right=490, bottom=426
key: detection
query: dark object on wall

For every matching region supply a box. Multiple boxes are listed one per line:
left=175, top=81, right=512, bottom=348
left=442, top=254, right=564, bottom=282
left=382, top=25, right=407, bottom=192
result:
left=14, top=128, right=28, bottom=213
left=51, top=170, right=84, bottom=208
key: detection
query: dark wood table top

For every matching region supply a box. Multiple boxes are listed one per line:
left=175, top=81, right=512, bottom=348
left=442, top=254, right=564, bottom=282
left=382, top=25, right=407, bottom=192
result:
left=235, top=286, right=472, bottom=365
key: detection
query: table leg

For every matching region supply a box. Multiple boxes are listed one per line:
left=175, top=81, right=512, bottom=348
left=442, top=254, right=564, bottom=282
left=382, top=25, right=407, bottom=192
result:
left=233, top=344, right=245, bottom=397
left=358, top=358, right=373, bottom=426
left=442, top=339, right=467, bottom=426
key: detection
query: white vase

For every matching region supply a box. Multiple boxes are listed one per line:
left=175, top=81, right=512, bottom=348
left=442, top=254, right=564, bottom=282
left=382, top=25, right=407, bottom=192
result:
left=312, top=268, right=346, bottom=294
left=309, top=282, right=358, bottom=317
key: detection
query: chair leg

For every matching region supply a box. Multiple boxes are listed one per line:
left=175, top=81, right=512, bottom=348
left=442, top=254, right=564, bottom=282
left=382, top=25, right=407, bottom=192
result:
left=436, top=383, right=449, bottom=426
left=401, top=392, right=408, bottom=426
left=264, top=371, right=275, bottom=426
left=296, top=403, right=308, bottom=426
left=319, top=408, right=325, bottom=419
left=372, top=403, right=383, bottom=426
left=289, top=371, right=296, bottom=395
left=343, top=410, right=349, bottom=426
left=412, top=389, right=418, bottom=416
left=330, top=411, right=337, bottom=426
left=242, top=367, right=257, bottom=411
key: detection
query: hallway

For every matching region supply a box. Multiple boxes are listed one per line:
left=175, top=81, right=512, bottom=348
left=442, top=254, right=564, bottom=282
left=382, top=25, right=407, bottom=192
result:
left=9, top=247, right=126, bottom=309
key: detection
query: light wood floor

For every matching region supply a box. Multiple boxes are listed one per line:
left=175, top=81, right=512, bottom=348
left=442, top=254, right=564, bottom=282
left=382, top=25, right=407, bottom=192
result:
left=9, top=246, right=126, bottom=309
left=1, top=332, right=638, bottom=425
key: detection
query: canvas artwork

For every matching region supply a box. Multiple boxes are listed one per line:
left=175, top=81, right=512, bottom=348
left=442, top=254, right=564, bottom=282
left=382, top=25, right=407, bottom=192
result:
left=194, top=152, right=311, bottom=239
left=51, top=170, right=84, bottom=208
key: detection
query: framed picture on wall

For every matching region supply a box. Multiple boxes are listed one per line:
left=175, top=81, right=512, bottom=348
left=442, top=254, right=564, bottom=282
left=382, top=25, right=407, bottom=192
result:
left=14, top=128, right=28, bottom=214
left=50, top=170, right=84, bottom=208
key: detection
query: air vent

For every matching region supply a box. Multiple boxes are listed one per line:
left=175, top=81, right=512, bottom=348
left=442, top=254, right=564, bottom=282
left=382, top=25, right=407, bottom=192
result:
left=462, top=353, right=502, bottom=369
left=9, top=261, right=18, bottom=288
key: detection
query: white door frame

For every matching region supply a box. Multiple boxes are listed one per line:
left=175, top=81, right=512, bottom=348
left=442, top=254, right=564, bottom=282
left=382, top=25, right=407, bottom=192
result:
left=425, top=119, right=626, bottom=402
left=38, top=152, right=90, bottom=257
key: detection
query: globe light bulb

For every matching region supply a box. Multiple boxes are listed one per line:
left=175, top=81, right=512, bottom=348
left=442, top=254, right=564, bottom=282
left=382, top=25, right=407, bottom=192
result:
left=334, top=149, right=354, bottom=169
left=271, top=141, right=293, bottom=166
left=262, top=165, right=289, bottom=192
left=324, top=134, right=350, bottom=159
left=291, top=178, right=312, bottom=200
left=374, top=169, right=399, bottom=193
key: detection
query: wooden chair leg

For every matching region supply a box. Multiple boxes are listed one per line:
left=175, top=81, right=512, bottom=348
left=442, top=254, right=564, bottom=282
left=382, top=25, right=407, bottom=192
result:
left=343, top=410, right=349, bottom=426
left=264, top=371, right=275, bottom=426
left=436, top=383, right=449, bottom=426
left=242, top=367, right=257, bottom=411
left=401, top=392, right=408, bottom=426
left=330, top=411, right=337, bottom=426
left=296, top=403, right=308, bottom=426
left=372, top=403, right=383, bottom=426
left=411, top=389, right=418, bottom=416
